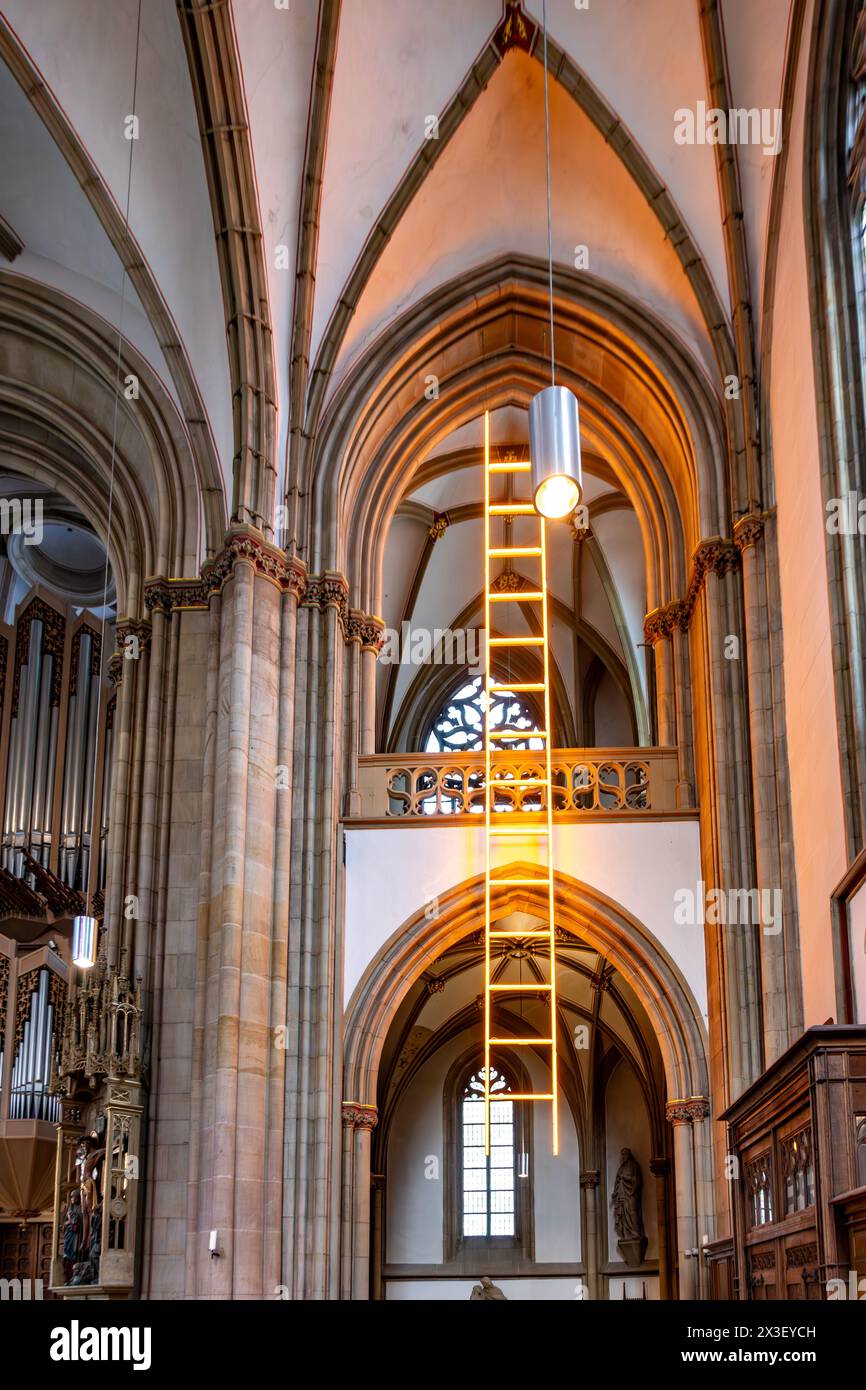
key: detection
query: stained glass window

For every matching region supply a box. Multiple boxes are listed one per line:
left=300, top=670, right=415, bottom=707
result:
left=425, top=674, right=543, bottom=753
left=460, top=1066, right=516, bottom=1238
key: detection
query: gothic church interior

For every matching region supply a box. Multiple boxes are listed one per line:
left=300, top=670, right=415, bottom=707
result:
left=0, top=0, right=865, bottom=1306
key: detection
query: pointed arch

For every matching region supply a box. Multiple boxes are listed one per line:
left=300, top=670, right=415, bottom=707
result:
left=344, top=863, right=709, bottom=1111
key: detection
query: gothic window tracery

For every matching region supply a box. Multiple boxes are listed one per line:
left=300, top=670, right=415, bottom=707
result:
left=425, top=674, right=543, bottom=754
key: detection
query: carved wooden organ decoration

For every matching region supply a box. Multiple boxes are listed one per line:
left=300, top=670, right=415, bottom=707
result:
left=0, top=585, right=143, bottom=1296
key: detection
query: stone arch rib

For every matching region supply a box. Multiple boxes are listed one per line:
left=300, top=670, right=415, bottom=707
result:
left=0, top=11, right=226, bottom=557
left=344, top=865, right=710, bottom=1115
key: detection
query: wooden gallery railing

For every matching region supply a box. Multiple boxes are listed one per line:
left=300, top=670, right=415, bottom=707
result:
left=351, top=748, right=684, bottom=822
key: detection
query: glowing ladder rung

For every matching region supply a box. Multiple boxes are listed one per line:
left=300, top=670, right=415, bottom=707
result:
left=483, top=411, right=558, bottom=1159
left=492, top=1093, right=555, bottom=1102
left=489, top=930, right=551, bottom=938
left=489, top=825, right=549, bottom=835
left=491, top=877, right=550, bottom=886
left=489, top=1037, right=554, bottom=1045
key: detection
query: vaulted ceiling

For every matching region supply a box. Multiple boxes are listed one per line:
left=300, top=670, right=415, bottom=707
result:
left=0, top=0, right=798, bottom=723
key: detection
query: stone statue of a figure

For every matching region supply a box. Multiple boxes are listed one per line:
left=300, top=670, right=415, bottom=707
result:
left=75, top=1134, right=104, bottom=1237
left=611, top=1147, right=647, bottom=1267
left=469, top=1275, right=508, bottom=1300
left=61, top=1189, right=84, bottom=1283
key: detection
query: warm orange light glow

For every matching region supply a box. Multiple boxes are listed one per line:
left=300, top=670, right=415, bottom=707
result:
left=483, top=412, right=559, bottom=1159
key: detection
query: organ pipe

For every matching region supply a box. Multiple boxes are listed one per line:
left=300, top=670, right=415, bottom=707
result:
left=0, top=597, right=113, bottom=894
left=10, top=968, right=59, bottom=1123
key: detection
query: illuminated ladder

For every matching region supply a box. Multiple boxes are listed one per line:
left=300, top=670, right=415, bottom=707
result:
left=483, top=412, right=559, bottom=1158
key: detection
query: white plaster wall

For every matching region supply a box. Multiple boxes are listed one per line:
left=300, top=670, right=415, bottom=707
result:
left=344, top=818, right=706, bottom=1017
left=768, top=0, right=848, bottom=1027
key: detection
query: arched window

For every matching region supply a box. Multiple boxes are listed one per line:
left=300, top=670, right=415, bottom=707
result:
left=459, top=1065, right=519, bottom=1239
left=425, top=674, right=543, bottom=753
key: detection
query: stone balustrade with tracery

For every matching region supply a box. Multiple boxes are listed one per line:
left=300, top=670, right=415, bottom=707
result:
left=351, top=748, right=684, bottom=821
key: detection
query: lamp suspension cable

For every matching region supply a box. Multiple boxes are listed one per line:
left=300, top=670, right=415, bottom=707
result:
left=80, top=0, right=143, bottom=956
left=543, top=0, right=555, bottom=389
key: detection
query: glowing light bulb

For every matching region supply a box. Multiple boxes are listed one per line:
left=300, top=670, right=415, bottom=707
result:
left=534, top=473, right=580, bottom=520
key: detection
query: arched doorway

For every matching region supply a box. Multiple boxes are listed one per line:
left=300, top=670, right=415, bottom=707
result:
left=343, top=868, right=712, bottom=1300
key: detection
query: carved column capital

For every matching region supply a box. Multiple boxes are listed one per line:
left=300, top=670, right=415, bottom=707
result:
left=643, top=600, right=689, bottom=645
left=733, top=510, right=772, bottom=553
left=579, top=1169, right=600, bottom=1190
left=110, top=619, right=152, bottom=686
left=666, top=1096, right=711, bottom=1126
left=341, top=1101, right=378, bottom=1131
left=145, top=528, right=308, bottom=614
left=345, top=608, right=386, bottom=653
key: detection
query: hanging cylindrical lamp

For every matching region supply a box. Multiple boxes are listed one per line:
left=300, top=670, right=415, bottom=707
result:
left=72, top=914, right=98, bottom=969
left=529, top=384, right=583, bottom=519
left=529, top=0, right=583, bottom=522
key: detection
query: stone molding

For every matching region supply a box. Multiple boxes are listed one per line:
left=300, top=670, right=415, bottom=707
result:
left=109, top=619, right=153, bottom=686
left=144, top=529, right=384, bottom=651
left=643, top=536, right=741, bottom=645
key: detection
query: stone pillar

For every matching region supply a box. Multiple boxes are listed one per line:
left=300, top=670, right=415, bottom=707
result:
left=649, top=1157, right=671, bottom=1300
left=579, top=1169, right=600, bottom=1300
left=339, top=1102, right=378, bottom=1301
left=177, top=529, right=304, bottom=1299
left=370, top=1172, right=385, bottom=1302
left=652, top=630, right=677, bottom=747
left=359, top=644, right=379, bottom=756
left=666, top=1097, right=712, bottom=1300
left=735, top=512, right=802, bottom=1063
left=643, top=603, right=693, bottom=806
